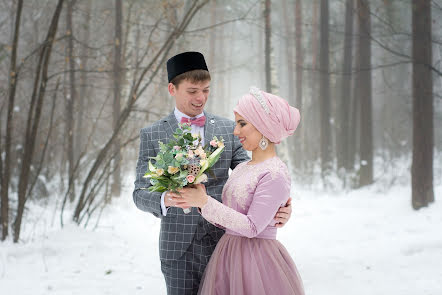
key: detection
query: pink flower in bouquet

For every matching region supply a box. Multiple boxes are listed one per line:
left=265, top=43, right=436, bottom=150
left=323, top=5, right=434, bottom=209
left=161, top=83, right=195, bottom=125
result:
left=186, top=175, right=195, bottom=183
left=210, top=140, right=218, bottom=147
left=194, top=146, right=204, bottom=156
left=187, top=150, right=194, bottom=158
left=173, top=145, right=181, bottom=151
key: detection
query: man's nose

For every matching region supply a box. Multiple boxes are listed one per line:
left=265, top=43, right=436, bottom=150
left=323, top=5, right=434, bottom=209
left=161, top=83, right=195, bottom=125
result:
left=195, top=92, right=205, bottom=102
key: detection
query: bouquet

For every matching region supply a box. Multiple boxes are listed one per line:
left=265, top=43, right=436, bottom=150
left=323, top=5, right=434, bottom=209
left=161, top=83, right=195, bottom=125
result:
left=143, top=123, right=224, bottom=213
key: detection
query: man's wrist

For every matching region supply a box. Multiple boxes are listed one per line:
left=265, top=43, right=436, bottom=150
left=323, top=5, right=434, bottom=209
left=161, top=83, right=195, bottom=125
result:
left=160, top=191, right=169, bottom=216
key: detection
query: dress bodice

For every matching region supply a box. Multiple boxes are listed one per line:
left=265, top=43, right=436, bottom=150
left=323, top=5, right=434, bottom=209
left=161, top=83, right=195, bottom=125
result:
left=201, top=157, right=290, bottom=239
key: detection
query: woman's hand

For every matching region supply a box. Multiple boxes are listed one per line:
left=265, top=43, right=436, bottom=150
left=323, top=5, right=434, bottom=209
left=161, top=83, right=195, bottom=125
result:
left=274, top=197, right=292, bottom=228
left=169, top=184, right=209, bottom=208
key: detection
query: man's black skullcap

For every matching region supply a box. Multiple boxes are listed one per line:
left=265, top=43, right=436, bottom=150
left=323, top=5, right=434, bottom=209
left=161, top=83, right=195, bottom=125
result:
left=167, top=52, right=209, bottom=82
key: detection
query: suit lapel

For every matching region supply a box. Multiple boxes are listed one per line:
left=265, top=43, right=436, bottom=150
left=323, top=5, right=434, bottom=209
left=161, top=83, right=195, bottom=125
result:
left=163, top=111, right=179, bottom=141
left=204, top=111, right=216, bottom=144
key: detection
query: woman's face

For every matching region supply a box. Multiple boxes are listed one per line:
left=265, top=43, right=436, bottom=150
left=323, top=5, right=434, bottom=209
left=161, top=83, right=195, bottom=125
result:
left=233, top=113, right=262, bottom=151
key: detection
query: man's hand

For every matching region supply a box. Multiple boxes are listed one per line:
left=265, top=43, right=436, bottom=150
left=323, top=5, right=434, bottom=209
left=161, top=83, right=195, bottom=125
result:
left=164, top=191, right=190, bottom=210
left=274, top=197, right=292, bottom=228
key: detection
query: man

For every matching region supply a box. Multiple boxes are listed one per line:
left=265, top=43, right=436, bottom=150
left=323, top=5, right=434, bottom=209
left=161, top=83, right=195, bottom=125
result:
left=133, top=51, right=292, bottom=295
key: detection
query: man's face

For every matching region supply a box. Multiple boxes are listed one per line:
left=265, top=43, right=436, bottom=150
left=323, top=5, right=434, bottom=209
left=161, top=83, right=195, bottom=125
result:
left=169, top=79, right=210, bottom=117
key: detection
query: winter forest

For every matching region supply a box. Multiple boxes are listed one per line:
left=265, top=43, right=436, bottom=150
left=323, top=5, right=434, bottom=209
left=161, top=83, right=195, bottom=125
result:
left=1, top=0, right=441, bottom=294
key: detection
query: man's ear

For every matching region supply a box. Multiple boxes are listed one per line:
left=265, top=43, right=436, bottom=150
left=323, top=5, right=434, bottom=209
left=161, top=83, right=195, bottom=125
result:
left=168, top=83, right=176, bottom=96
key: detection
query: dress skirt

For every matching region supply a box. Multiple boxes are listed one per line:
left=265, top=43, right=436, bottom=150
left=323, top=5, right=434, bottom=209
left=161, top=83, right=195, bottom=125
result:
left=198, top=234, right=304, bottom=295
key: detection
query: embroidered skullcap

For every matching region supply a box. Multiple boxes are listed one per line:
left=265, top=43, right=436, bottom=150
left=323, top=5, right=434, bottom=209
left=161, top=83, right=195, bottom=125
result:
left=233, top=87, right=300, bottom=144
left=167, top=52, right=209, bottom=82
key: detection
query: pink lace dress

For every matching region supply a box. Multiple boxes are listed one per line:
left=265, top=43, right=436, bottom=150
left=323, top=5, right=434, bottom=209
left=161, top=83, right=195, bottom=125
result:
left=198, top=157, right=304, bottom=295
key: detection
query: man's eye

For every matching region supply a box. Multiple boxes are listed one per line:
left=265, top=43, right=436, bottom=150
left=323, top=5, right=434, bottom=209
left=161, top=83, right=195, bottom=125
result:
left=188, top=91, right=196, bottom=94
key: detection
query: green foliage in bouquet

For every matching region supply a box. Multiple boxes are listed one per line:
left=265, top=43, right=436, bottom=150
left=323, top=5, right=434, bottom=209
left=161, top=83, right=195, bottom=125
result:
left=143, top=123, right=224, bottom=192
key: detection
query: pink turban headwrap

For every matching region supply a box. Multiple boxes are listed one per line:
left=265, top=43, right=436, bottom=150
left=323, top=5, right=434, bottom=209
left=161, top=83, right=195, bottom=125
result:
left=233, top=87, right=300, bottom=144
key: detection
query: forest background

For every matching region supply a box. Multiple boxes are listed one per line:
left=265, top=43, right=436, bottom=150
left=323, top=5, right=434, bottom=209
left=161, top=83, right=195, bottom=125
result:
left=0, top=0, right=441, bottom=269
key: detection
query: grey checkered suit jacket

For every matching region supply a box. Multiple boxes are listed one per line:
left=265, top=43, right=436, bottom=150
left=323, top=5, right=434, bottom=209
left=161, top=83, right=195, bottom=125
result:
left=133, top=111, right=249, bottom=261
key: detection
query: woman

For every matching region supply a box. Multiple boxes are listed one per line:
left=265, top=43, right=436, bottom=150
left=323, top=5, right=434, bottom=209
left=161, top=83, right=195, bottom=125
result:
left=171, top=86, right=304, bottom=295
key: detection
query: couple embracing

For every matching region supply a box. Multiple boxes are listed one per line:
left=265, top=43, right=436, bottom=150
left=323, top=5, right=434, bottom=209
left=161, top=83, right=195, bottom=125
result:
left=133, top=52, right=304, bottom=295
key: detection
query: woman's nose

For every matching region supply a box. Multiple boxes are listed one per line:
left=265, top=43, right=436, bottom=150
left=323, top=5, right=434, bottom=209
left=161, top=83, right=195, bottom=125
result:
left=233, top=125, right=239, bottom=135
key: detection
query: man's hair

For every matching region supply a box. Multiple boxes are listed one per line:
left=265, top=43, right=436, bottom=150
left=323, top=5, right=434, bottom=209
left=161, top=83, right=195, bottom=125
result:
left=170, top=69, right=211, bottom=87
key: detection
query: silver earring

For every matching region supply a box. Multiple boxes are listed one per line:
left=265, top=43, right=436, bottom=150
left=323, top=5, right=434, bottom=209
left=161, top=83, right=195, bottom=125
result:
left=259, top=136, right=268, bottom=150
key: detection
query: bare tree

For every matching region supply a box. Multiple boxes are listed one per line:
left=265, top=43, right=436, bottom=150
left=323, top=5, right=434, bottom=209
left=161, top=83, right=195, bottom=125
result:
left=307, top=0, right=320, bottom=168
left=319, top=0, right=332, bottom=176
left=14, top=0, right=65, bottom=243
left=281, top=0, right=294, bottom=105
left=1, top=0, right=23, bottom=241
left=357, top=0, right=373, bottom=187
left=75, top=0, right=92, bottom=162
left=66, top=0, right=77, bottom=201
left=264, top=0, right=272, bottom=93
left=293, top=0, right=303, bottom=170
left=112, top=0, right=123, bottom=197
left=337, top=0, right=354, bottom=175
left=412, top=0, right=434, bottom=209
left=295, top=0, right=303, bottom=111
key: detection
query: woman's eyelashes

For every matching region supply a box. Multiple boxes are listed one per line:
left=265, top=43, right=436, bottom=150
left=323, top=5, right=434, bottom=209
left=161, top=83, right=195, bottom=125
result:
left=237, top=120, right=246, bottom=127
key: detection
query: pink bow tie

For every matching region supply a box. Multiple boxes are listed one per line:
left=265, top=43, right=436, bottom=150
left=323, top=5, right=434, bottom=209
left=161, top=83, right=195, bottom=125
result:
left=181, top=116, right=206, bottom=127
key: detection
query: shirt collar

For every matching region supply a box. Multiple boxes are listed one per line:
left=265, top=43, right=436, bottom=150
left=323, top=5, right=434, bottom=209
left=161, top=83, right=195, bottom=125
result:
left=174, top=107, right=205, bottom=122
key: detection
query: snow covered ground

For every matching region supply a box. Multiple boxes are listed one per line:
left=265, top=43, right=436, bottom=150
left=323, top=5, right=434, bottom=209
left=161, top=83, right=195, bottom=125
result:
left=1, top=179, right=441, bottom=295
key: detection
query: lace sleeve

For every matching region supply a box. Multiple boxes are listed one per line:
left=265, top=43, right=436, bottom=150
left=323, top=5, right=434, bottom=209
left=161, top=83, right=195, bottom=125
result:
left=200, top=172, right=289, bottom=238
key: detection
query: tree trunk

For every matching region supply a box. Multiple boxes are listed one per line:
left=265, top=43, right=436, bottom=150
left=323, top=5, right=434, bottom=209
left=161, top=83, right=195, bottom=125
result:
left=66, top=0, right=76, bottom=201
left=281, top=0, right=298, bottom=169
left=2, top=0, right=23, bottom=241
left=338, top=0, right=354, bottom=173
left=13, top=0, right=64, bottom=243
left=348, top=12, right=360, bottom=178
left=357, top=0, right=373, bottom=187
left=207, top=0, right=217, bottom=112
left=412, top=0, right=434, bottom=209
left=295, top=0, right=303, bottom=111
left=281, top=0, right=294, bottom=104
left=216, top=3, right=226, bottom=116
left=76, top=0, right=91, bottom=165
left=264, top=0, right=272, bottom=93
left=294, top=0, right=303, bottom=169
left=308, top=0, right=320, bottom=166
left=112, top=0, right=123, bottom=197
left=319, top=0, right=332, bottom=176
